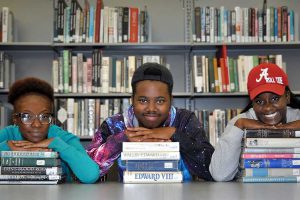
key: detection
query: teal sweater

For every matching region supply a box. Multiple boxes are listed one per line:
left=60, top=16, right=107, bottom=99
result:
left=0, top=125, right=100, bottom=183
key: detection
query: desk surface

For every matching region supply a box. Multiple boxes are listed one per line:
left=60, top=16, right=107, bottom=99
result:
left=0, top=182, right=299, bottom=200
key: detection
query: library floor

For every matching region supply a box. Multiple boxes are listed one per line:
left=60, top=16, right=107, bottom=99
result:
left=0, top=182, right=299, bottom=200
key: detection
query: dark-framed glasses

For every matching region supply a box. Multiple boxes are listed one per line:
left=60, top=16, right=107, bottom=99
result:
left=14, top=112, right=53, bottom=125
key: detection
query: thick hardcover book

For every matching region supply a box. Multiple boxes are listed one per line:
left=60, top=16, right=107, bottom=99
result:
left=122, top=142, right=179, bottom=152
left=245, top=138, right=300, bottom=148
left=242, top=153, right=300, bottom=159
left=124, top=160, right=179, bottom=171
left=1, top=158, right=61, bottom=167
left=121, top=151, right=180, bottom=160
left=244, top=168, right=300, bottom=177
left=0, top=166, right=62, bottom=175
left=243, top=158, right=300, bottom=168
left=0, top=151, right=59, bottom=158
left=123, top=171, right=183, bottom=183
left=244, top=129, right=300, bottom=138
left=243, top=148, right=300, bottom=154
left=242, top=176, right=300, bottom=183
left=0, top=180, right=59, bottom=185
left=0, top=174, right=61, bottom=181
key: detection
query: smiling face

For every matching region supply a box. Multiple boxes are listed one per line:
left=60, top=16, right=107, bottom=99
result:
left=252, top=91, right=290, bottom=125
left=132, top=80, right=172, bottom=129
left=13, top=94, right=52, bottom=143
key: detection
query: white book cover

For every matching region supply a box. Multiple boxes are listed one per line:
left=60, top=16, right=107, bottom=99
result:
left=123, top=171, right=182, bottom=183
left=127, top=56, right=136, bottom=93
left=245, top=138, right=300, bottom=148
left=101, top=56, right=110, bottom=93
left=122, top=142, right=179, bottom=152
left=2, top=7, right=9, bottom=43
left=52, top=60, right=59, bottom=93
left=121, top=151, right=180, bottom=160
left=71, top=55, right=78, bottom=93
left=88, top=99, right=95, bottom=137
left=67, top=98, right=75, bottom=133
left=234, top=7, right=241, bottom=43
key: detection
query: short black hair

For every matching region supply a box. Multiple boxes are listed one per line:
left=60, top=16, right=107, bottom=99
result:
left=8, top=77, right=54, bottom=105
left=131, top=62, right=173, bottom=95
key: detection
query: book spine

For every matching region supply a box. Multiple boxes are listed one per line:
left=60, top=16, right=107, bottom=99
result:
left=123, top=171, right=183, bottom=183
left=242, top=176, right=300, bottom=183
left=0, top=151, right=58, bottom=158
left=122, top=142, right=180, bottom=152
left=245, top=138, right=300, bottom=148
left=243, top=148, right=300, bottom=154
left=244, top=168, right=300, bottom=177
left=243, top=158, right=300, bottom=168
left=121, top=151, right=180, bottom=160
left=0, top=166, right=62, bottom=175
left=0, top=180, right=59, bottom=185
left=242, top=153, right=300, bottom=159
left=244, top=129, right=299, bottom=138
left=1, top=158, right=61, bottom=167
left=0, top=174, right=61, bottom=181
left=129, top=7, right=139, bottom=43
left=124, top=160, right=179, bottom=171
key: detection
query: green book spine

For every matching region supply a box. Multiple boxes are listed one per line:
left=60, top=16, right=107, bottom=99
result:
left=233, top=59, right=239, bottom=92
left=1, top=158, right=61, bottom=167
left=208, top=57, right=215, bottom=92
left=63, top=50, right=69, bottom=93
left=228, top=58, right=235, bottom=92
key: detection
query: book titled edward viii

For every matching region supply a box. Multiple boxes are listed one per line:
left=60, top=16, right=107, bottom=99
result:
left=123, top=171, right=183, bottom=183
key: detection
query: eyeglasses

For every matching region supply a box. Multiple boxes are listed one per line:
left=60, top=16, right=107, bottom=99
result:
left=14, top=112, right=53, bottom=125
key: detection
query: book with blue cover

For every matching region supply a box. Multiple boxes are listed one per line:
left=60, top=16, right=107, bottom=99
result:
left=243, top=158, right=300, bottom=168
left=242, top=176, right=300, bottom=183
left=124, top=160, right=179, bottom=171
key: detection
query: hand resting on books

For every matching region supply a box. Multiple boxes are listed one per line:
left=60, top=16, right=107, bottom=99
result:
left=125, top=127, right=175, bottom=142
left=234, top=118, right=280, bottom=130
left=7, top=139, right=54, bottom=152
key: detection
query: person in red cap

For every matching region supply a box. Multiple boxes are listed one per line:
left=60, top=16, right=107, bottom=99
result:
left=209, top=63, right=300, bottom=181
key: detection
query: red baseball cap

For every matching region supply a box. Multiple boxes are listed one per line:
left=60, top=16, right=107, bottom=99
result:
left=247, top=63, right=289, bottom=100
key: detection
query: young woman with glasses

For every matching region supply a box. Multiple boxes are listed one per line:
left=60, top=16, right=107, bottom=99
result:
left=0, top=77, right=100, bottom=183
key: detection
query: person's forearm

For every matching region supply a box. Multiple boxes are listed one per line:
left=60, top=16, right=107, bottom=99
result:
left=209, top=126, right=243, bottom=181
left=87, top=131, right=128, bottom=176
left=49, top=137, right=100, bottom=183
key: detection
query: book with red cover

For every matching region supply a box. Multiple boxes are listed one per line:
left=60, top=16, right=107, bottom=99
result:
left=129, top=7, right=139, bottom=43
left=94, top=0, right=102, bottom=43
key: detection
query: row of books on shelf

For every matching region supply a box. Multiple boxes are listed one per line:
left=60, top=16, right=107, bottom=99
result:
left=195, top=108, right=242, bottom=147
left=54, top=98, right=130, bottom=137
left=0, top=102, right=12, bottom=129
left=0, top=51, right=15, bottom=90
left=52, top=50, right=165, bottom=94
left=0, top=7, right=14, bottom=43
left=121, top=142, right=183, bottom=183
left=0, top=151, right=62, bottom=185
left=239, top=129, right=300, bottom=183
left=193, top=53, right=284, bottom=93
left=192, top=3, right=296, bottom=43
left=54, top=0, right=149, bottom=44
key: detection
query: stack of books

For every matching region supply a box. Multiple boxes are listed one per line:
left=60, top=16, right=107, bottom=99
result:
left=121, top=142, right=183, bottom=183
left=0, top=151, right=63, bottom=184
left=240, top=129, right=300, bottom=183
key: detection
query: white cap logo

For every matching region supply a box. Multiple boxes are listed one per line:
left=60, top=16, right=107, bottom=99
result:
left=256, top=68, right=283, bottom=84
